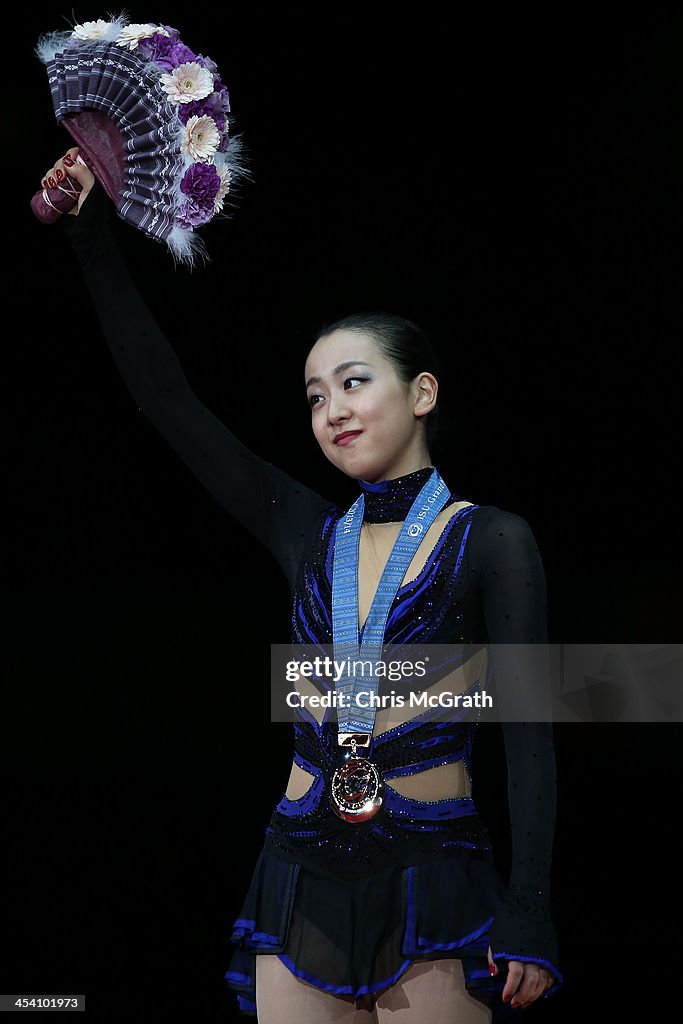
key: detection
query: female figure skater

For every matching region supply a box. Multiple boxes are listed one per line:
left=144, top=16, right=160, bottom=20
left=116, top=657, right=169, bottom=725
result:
left=39, top=149, right=562, bottom=1022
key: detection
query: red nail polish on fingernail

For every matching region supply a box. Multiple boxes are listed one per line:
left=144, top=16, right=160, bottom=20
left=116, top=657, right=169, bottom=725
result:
left=488, top=963, right=496, bottom=976
left=42, top=180, right=48, bottom=189
left=48, top=176, right=57, bottom=188
left=63, top=155, right=74, bottom=167
left=56, top=169, right=64, bottom=181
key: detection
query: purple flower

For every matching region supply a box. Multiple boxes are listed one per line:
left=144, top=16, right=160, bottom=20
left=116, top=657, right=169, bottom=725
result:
left=213, top=77, right=231, bottom=114
left=180, top=162, right=221, bottom=206
left=176, top=197, right=214, bottom=229
left=159, top=24, right=181, bottom=41
left=176, top=96, right=216, bottom=125
left=217, top=84, right=231, bottom=115
left=209, top=88, right=230, bottom=124
left=138, top=33, right=199, bottom=70
left=137, top=31, right=176, bottom=63
left=167, top=41, right=199, bottom=67
left=176, top=96, right=224, bottom=132
left=197, top=54, right=218, bottom=75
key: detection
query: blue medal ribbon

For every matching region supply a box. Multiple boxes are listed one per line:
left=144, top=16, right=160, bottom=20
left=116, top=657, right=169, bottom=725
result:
left=331, top=468, right=451, bottom=737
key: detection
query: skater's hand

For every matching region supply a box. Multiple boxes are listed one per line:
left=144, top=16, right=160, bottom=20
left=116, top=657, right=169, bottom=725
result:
left=487, top=946, right=555, bottom=1009
left=40, top=147, right=95, bottom=216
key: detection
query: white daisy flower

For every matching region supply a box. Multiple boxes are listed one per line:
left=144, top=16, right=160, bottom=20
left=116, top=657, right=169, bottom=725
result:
left=213, top=167, right=232, bottom=212
left=180, top=115, right=220, bottom=161
left=160, top=62, right=215, bottom=104
left=72, top=19, right=112, bottom=41
left=116, top=24, right=170, bottom=50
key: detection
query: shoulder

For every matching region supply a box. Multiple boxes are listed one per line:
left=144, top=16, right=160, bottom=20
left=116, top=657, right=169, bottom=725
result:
left=465, top=504, right=544, bottom=566
left=466, top=503, right=537, bottom=535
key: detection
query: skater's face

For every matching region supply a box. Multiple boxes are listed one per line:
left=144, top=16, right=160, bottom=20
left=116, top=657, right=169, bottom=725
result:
left=304, top=330, right=437, bottom=483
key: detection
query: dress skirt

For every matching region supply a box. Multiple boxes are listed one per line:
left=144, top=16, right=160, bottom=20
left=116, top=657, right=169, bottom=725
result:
left=224, top=842, right=511, bottom=1016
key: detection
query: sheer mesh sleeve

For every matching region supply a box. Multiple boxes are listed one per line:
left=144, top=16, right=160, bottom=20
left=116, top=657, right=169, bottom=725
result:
left=59, top=182, right=331, bottom=592
left=467, top=507, right=562, bottom=990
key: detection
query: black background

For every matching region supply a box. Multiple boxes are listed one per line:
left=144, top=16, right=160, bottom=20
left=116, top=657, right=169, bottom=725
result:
left=4, top=5, right=682, bottom=1022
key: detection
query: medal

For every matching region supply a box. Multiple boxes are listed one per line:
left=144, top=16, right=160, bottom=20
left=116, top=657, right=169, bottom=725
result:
left=330, top=735, right=385, bottom=822
left=330, top=468, right=451, bottom=824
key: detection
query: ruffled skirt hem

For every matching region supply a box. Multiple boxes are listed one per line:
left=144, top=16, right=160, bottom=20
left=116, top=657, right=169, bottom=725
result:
left=224, top=846, right=511, bottom=1015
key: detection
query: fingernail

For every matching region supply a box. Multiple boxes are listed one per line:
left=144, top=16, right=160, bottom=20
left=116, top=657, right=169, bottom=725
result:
left=42, top=179, right=48, bottom=189
left=56, top=169, right=64, bottom=181
left=48, top=176, right=57, bottom=188
left=63, top=155, right=75, bottom=167
left=488, top=963, right=496, bottom=976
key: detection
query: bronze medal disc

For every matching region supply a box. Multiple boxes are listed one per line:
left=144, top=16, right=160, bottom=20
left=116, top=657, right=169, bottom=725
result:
left=330, top=756, right=384, bottom=822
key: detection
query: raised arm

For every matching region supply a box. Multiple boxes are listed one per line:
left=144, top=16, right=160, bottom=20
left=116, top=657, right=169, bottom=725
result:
left=46, top=151, right=332, bottom=591
left=467, top=507, right=562, bottom=1004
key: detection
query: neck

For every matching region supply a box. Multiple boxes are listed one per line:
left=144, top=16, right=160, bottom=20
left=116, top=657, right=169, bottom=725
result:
left=356, top=464, right=460, bottom=524
left=359, top=449, right=433, bottom=487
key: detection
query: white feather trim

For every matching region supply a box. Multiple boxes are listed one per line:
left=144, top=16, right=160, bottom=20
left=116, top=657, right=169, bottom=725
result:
left=35, top=15, right=130, bottom=63
left=165, top=224, right=210, bottom=271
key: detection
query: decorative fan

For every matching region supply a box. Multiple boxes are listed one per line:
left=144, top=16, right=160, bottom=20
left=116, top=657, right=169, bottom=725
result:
left=31, top=15, right=248, bottom=266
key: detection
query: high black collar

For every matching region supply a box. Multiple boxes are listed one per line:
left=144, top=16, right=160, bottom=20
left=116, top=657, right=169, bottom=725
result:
left=356, top=466, right=459, bottom=523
